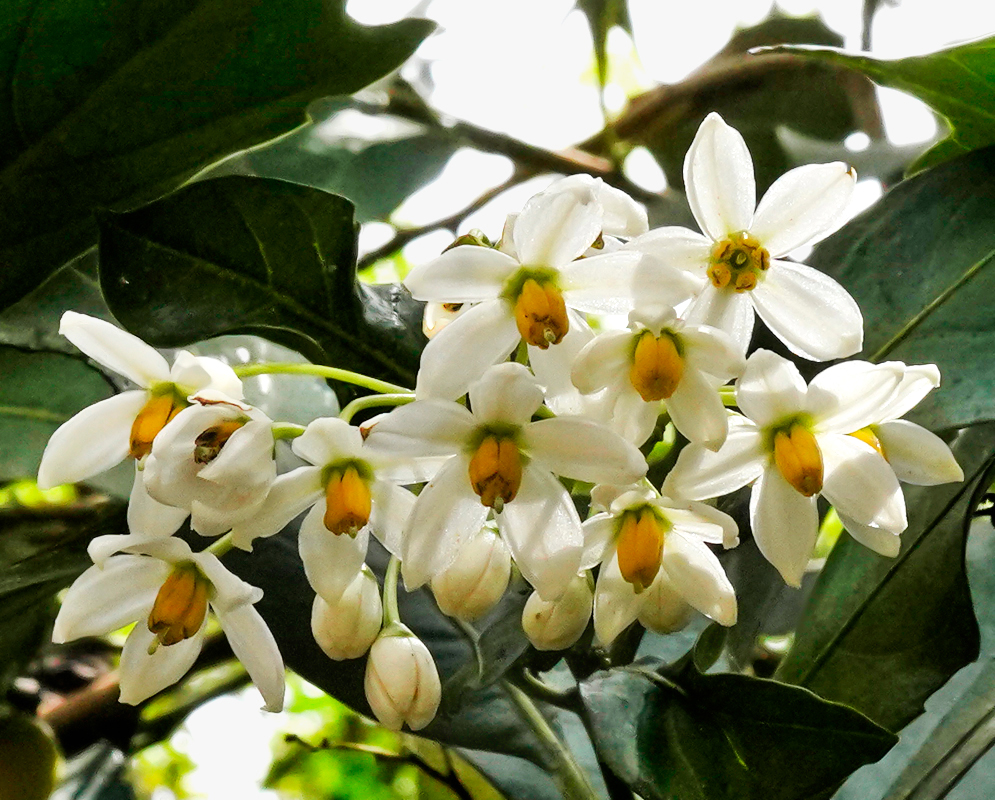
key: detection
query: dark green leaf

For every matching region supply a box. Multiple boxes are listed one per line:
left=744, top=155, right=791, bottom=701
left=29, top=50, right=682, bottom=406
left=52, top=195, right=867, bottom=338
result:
left=810, top=146, right=995, bottom=429
left=0, top=0, right=433, bottom=309
left=776, top=424, right=995, bottom=731
left=580, top=658, right=897, bottom=800
left=97, top=177, right=424, bottom=387
left=764, top=37, right=995, bottom=172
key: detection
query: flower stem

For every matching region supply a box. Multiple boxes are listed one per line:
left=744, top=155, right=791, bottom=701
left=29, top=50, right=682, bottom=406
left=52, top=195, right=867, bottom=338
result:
left=501, top=680, right=601, bottom=800
left=382, top=555, right=403, bottom=628
left=339, top=393, right=415, bottom=423
left=233, top=362, right=412, bottom=395
left=272, top=423, right=306, bottom=440
left=719, top=385, right=737, bottom=406
left=206, top=532, right=235, bottom=559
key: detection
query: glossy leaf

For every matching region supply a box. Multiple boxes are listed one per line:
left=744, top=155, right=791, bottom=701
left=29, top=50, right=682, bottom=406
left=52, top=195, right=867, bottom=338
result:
left=98, top=177, right=424, bottom=387
left=776, top=424, right=995, bottom=731
left=580, top=657, right=897, bottom=800
left=810, top=146, right=995, bottom=429
left=0, top=0, right=432, bottom=309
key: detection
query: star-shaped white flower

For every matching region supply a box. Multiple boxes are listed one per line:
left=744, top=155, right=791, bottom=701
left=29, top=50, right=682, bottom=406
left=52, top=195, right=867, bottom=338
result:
left=53, top=535, right=284, bottom=711
left=627, top=112, right=861, bottom=361
left=363, top=363, right=647, bottom=599
left=668, top=350, right=907, bottom=586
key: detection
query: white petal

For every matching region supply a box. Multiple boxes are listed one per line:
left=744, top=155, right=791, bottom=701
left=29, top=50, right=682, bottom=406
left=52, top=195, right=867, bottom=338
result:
left=750, top=162, right=856, bottom=256
left=216, top=603, right=286, bottom=712
left=413, top=300, right=521, bottom=401
left=530, top=311, right=598, bottom=415
left=683, top=113, right=756, bottom=240
left=369, top=480, right=417, bottom=556
left=571, top=330, right=632, bottom=395
left=498, top=465, right=583, bottom=600
left=684, top=500, right=740, bottom=548
left=681, top=325, right=746, bottom=381
left=735, top=349, right=807, bottom=429
left=820, top=434, right=906, bottom=531
left=37, top=390, right=147, bottom=488
left=636, top=571, right=695, bottom=635
left=626, top=226, right=712, bottom=274
left=292, top=417, right=364, bottom=466
left=560, top=251, right=642, bottom=314
left=127, top=468, right=189, bottom=540
left=545, top=174, right=649, bottom=236
left=837, top=512, right=902, bottom=558
left=514, top=187, right=603, bottom=267
left=52, top=556, right=166, bottom=642
left=876, top=420, right=964, bottom=485
left=608, top=389, right=660, bottom=447
left=170, top=352, right=243, bottom=399
left=666, top=366, right=730, bottom=451
left=229, top=467, right=324, bottom=551
left=631, top=259, right=705, bottom=309
left=660, top=506, right=727, bottom=545
left=661, top=531, right=737, bottom=625
left=191, top=551, right=261, bottom=611
left=118, top=623, right=204, bottom=706
left=684, top=287, right=755, bottom=355
left=468, top=362, right=543, bottom=426
left=403, top=246, right=519, bottom=302
left=401, top=455, right=489, bottom=589
left=749, top=469, right=818, bottom=588
left=580, top=514, right=617, bottom=569
left=298, top=501, right=370, bottom=602
left=59, top=311, right=169, bottom=387
left=363, top=400, right=475, bottom=459
left=877, top=364, right=941, bottom=421
left=807, top=361, right=901, bottom=434
left=525, top=417, right=647, bottom=485
left=668, top=416, right=765, bottom=500
left=751, top=261, right=863, bottom=361
left=593, top=551, right=643, bottom=645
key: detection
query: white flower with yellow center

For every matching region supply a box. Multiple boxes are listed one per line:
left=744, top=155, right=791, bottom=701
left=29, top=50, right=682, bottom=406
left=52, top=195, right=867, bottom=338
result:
left=668, top=350, right=907, bottom=586
left=572, top=305, right=745, bottom=448
left=228, top=417, right=416, bottom=603
left=404, top=184, right=643, bottom=401
left=53, top=535, right=284, bottom=711
left=627, top=112, right=861, bottom=361
left=363, top=363, right=647, bottom=600
left=582, top=485, right=738, bottom=645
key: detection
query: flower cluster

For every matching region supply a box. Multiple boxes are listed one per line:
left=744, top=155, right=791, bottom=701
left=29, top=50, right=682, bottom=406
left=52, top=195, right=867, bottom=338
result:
left=41, top=112, right=963, bottom=732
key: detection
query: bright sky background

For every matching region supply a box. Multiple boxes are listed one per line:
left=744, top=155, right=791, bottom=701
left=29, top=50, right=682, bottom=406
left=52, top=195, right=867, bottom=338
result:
left=159, top=2, right=995, bottom=797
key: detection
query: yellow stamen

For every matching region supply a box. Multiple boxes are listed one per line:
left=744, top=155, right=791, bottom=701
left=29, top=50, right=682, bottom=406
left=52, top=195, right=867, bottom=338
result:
left=147, top=563, right=209, bottom=651
left=849, top=427, right=886, bottom=458
left=323, top=465, right=372, bottom=536
left=773, top=423, right=823, bottom=496
left=193, top=420, right=244, bottom=464
left=616, top=508, right=668, bottom=593
left=129, top=393, right=184, bottom=459
left=629, top=331, right=684, bottom=401
left=513, top=278, right=569, bottom=349
left=707, top=231, right=770, bottom=293
left=468, top=435, right=523, bottom=509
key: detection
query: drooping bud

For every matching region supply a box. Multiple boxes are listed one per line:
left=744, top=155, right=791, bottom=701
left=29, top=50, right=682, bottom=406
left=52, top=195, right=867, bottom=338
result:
left=615, top=508, right=668, bottom=593
left=849, top=426, right=885, bottom=458
left=311, top=567, right=382, bottom=660
left=323, top=465, right=372, bottom=535
left=130, top=392, right=184, bottom=459
left=431, top=527, right=511, bottom=621
left=521, top=573, right=593, bottom=651
left=773, top=423, right=823, bottom=496
left=629, top=331, right=684, bottom=402
left=147, top=562, right=210, bottom=650
left=193, top=419, right=245, bottom=464
left=364, top=627, right=442, bottom=731
left=513, top=278, right=569, bottom=348
left=468, top=435, right=523, bottom=510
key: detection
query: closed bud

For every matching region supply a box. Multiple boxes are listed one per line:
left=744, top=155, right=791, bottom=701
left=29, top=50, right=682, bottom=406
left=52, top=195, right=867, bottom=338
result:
left=522, top=573, right=593, bottom=651
left=311, top=567, right=382, bottom=660
left=364, top=627, right=441, bottom=732
left=431, top=528, right=511, bottom=621
left=637, top=577, right=695, bottom=635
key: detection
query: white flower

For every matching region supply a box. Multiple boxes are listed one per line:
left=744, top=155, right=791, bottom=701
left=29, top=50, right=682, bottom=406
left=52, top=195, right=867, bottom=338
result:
left=582, top=486, right=737, bottom=646
left=668, top=350, right=907, bottom=586
left=142, top=393, right=276, bottom=537
left=364, top=626, right=441, bottom=731
left=404, top=183, right=643, bottom=400
left=521, top=572, right=594, bottom=651
left=228, top=417, right=416, bottom=602
left=37, top=312, right=242, bottom=489
left=363, top=363, right=647, bottom=599
left=431, top=524, right=511, bottom=621
left=572, top=304, right=745, bottom=448
left=53, top=535, right=284, bottom=712
left=627, top=112, right=861, bottom=361
left=311, top=566, right=383, bottom=660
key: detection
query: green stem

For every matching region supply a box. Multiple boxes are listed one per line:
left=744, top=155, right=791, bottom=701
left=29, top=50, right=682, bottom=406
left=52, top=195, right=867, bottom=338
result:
left=719, top=385, right=737, bottom=407
left=339, top=393, right=415, bottom=423
left=0, top=405, right=67, bottom=423
left=382, top=555, right=402, bottom=628
left=233, top=362, right=411, bottom=395
left=502, top=680, right=600, bottom=800
left=206, top=532, right=235, bottom=559
left=272, top=423, right=306, bottom=440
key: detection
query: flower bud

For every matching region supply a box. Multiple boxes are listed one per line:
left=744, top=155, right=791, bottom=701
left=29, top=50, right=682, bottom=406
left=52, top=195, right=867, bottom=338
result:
left=364, top=627, right=441, bottom=731
left=522, top=573, right=593, bottom=651
left=637, top=576, right=694, bottom=635
left=431, top=528, right=511, bottom=621
left=311, top=567, right=382, bottom=660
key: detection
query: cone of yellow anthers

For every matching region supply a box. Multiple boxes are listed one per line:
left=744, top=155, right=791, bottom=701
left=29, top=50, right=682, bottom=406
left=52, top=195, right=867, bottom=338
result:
left=147, top=563, right=210, bottom=652
left=773, top=422, right=823, bottom=497
left=849, top=427, right=885, bottom=458
left=468, top=435, right=523, bottom=511
left=130, top=392, right=185, bottom=459
left=192, top=419, right=245, bottom=465
left=324, top=465, right=372, bottom=536
left=615, top=507, right=669, bottom=593
left=513, top=278, right=569, bottom=348
left=629, top=331, right=685, bottom=402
